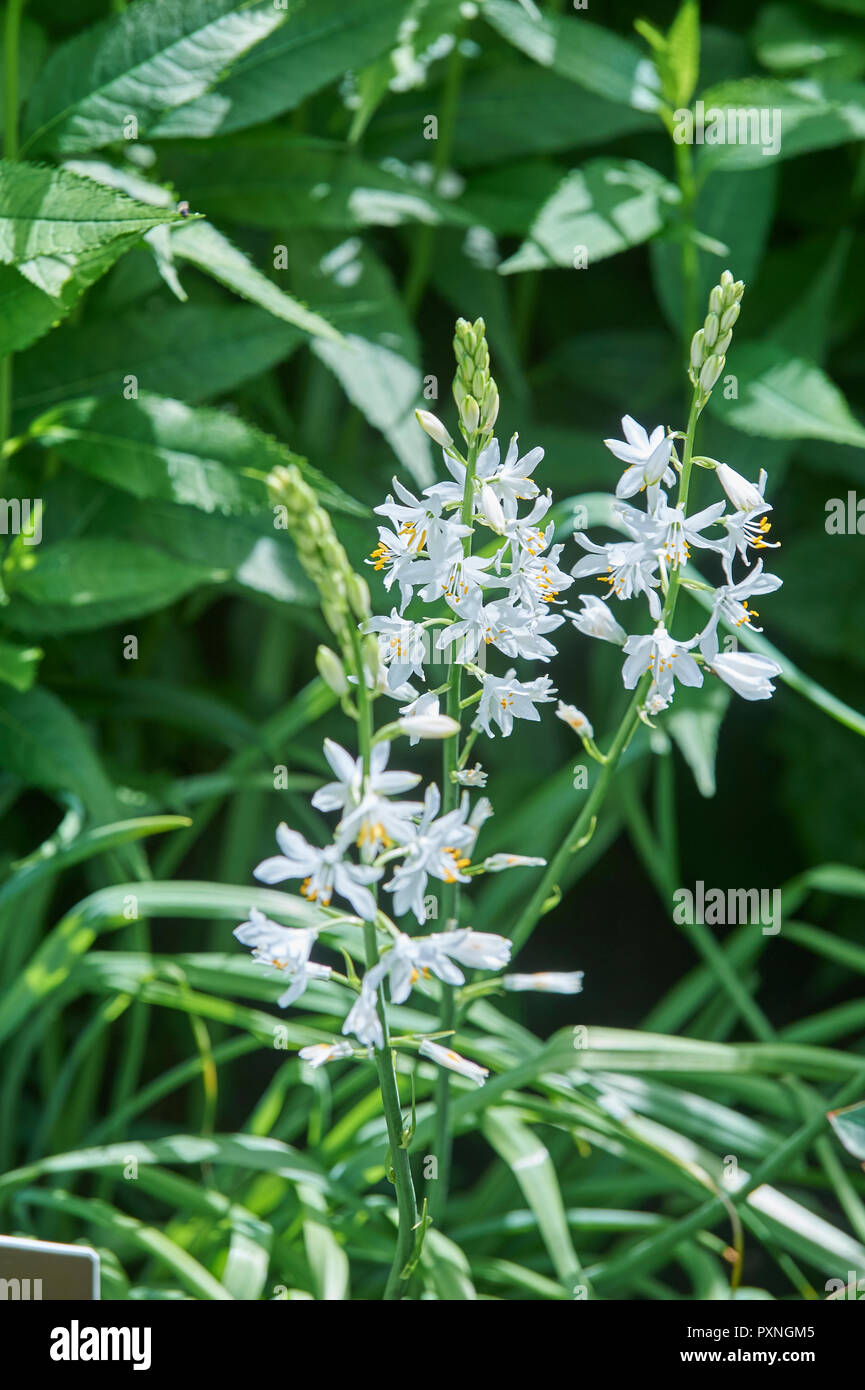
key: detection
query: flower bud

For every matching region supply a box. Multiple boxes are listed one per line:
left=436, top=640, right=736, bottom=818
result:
left=714, top=329, right=732, bottom=356
left=715, top=462, right=766, bottom=512
left=315, top=645, right=348, bottom=696
left=720, top=269, right=734, bottom=290
left=398, top=713, right=461, bottom=739
left=699, top=354, right=725, bottom=394
left=720, top=302, right=740, bottom=333
left=479, top=482, right=505, bottom=533
left=690, top=329, right=705, bottom=372
left=346, top=571, right=371, bottom=621
left=708, top=286, right=723, bottom=315
left=460, top=394, right=480, bottom=435
left=415, top=409, right=453, bottom=449
left=702, top=312, right=720, bottom=348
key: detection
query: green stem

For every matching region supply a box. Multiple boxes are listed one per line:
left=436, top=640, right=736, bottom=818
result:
left=403, top=34, right=465, bottom=316
left=511, top=387, right=703, bottom=953
left=429, top=434, right=479, bottom=1221
left=349, top=624, right=418, bottom=1299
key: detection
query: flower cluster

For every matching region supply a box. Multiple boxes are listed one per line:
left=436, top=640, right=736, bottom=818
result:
left=568, top=272, right=783, bottom=717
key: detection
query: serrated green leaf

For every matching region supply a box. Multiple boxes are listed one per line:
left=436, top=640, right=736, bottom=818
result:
left=21, top=0, right=287, bottom=157
left=710, top=341, right=865, bottom=446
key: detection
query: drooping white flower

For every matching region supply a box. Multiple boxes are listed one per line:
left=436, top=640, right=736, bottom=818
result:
left=398, top=689, right=441, bottom=746
left=254, top=824, right=382, bottom=920
left=362, top=609, right=428, bottom=691
left=604, top=416, right=675, bottom=498
left=474, top=667, right=557, bottom=738
left=298, top=1040, right=355, bottom=1068
left=566, top=593, right=627, bottom=645
left=233, top=908, right=332, bottom=1007
left=342, top=966, right=387, bottom=1049
left=556, top=702, right=594, bottom=739
left=384, top=783, right=476, bottom=923
left=482, top=853, right=547, bottom=872
left=715, top=463, right=767, bottom=513
left=398, top=712, right=461, bottom=740
left=503, top=971, right=584, bottom=994
left=418, top=1038, right=489, bottom=1085
left=701, top=561, right=782, bottom=642
left=621, top=622, right=703, bottom=702
left=699, top=625, right=782, bottom=701
left=718, top=504, right=779, bottom=581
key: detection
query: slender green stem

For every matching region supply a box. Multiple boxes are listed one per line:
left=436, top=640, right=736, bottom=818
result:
left=403, top=34, right=465, bottom=316
left=429, top=435, right=479, bottom=1221
left=349, top=624, right=418, bottom=1299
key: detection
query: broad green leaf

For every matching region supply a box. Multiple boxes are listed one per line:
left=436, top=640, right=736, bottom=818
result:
left=300, top=1184, right=349, bottom=1300
left=4, top=538, right=222, bottom=634
left=0, top=159, right=181, bottom=300
left=0, top=242, right=151, bottom=354
left=0, top=636, right=42, bottom=692
left=710, top=341, right=865, bottom=446
left=0, top=684, right=126, bottom=825
left=169, top=220, right=341, bottom=340
left=27, top=393, right=363, bottom=520
left=14, top=304, right=302, bottom=420
left=482, top=0, right=661, bottom=112
left=828, top=1100, right=865, bottom=1161
left=754, top=4, right=865, bottom=80
left=365, top=62, right=656, bottom=169
left=290, top=236, right=433, bottom=485
left=162, top=136, right=472, bottom=232
left=20, top=0, right=288, bottom=156
left=695, top=78, right=865, bottom=170
left=149, top=0, right=413, bottom=139
left=499, top=159, right=679, bottom=274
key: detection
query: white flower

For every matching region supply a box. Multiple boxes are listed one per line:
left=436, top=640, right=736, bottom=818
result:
left=398, top=712, right=461, bottom=740
left=234, top=908, right=331, bottom=1007
left=398, top=690, right=441, bottom=746
left=508, top=542, right=573, bottom=609
left=454, top=762, right=487, bottom=787
left=312, top=739, right=422, bottom=858
left=571, top=535, right=661, bottom=613
left=254, top=824, right=383, bottom=920
left=718, top=504, right=779, bottom=581
left=375, top=477, right=470, bottom=568
left=715, top=463, right=767, bottom=512
left=474, top=667, right=556, bottom=738
left=368, top=525, right=425, bottom=611
left=384, top=783, right=476, bottom=924
left=701, top=561, right=782, bottom=642
left=482, top=853, right=546, bottom=872
left=556, top=702, right=593, bottom=739
left=699, top=626, right=782, bottom=701
left=418, top=549, right=496, bottom=609
left=379, top=927, right=510, bottom=1004
left=503, top=971, right=584, bottom=994
left=479, top=482, right=506, bottom=533
left=618, top=498, right=726, bottom=571
left=418, top=1039, right=489, bottom=1085
left=566, top=593, right=627, bottom=645
left=342, top=970, right=386, bottom=1049
left=362, top=609, right=428, bottom=690
left=298, top=1041, right=354, bottom=1068
left=415, top=409, right=453, bottom=448
left=621, top=622, right=703, bottom=702
left=604, top=415, right=675, bottom=498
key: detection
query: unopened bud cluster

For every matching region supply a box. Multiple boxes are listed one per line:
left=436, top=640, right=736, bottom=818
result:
left=268, top=463, right=370, bottom=653
left=688, top=270, right=744, bottom=403
left=453, top=317, right=499, bottom=440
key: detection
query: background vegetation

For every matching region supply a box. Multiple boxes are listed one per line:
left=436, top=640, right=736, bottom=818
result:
left=1, top=0, right=865, bottom=1300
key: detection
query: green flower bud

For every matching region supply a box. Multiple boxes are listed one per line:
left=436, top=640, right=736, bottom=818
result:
left=690, top=329, right=705, bottom=372
left=720, top=302, right=740, bottom=332
left=346, top=572, right=371, bottom=622
left=699, top=354, right=725, bottom=394
left=703, top=312, right=720, bottom=348
left=461, top=394, right=480, bottom=435
left=316, top=645, right=348, bottom=696
left=415, top=409, right=453, bottom=449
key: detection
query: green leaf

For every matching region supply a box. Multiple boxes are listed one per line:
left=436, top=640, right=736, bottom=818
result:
left=829, top=1100, right=865, bottom=1161
left=666, top=0, right=700, bottom=107
left=482, top=0, right=661, bottom=112
left=162, top=135, right=472, bottom=232
left=5, top=538, right=221, bottom=634
left=482, top=1107, right=581, bottom=1290
left=754, top=3, right=865, bottom=80
left=149, top=0, right=414, bottom=139
left=499, top=159, right=679, bottom=274
left=0, top=159, right=181, bottom=303
left=664, top=681, right=730, bottom=798
left=20, top=0, right=288, bottom=157
left=710, top=341, right=865, bottom=446
left=27, top=392, right=362, bottom=521
left=169, top=220, right=341, bottom=340
left=695, top=78, right=865, bottom=170
left=290, top=236, right=434, bottom=485
left=0, top=636, right=42, bottom=692
left=14, top=304, right=302, bottom=420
